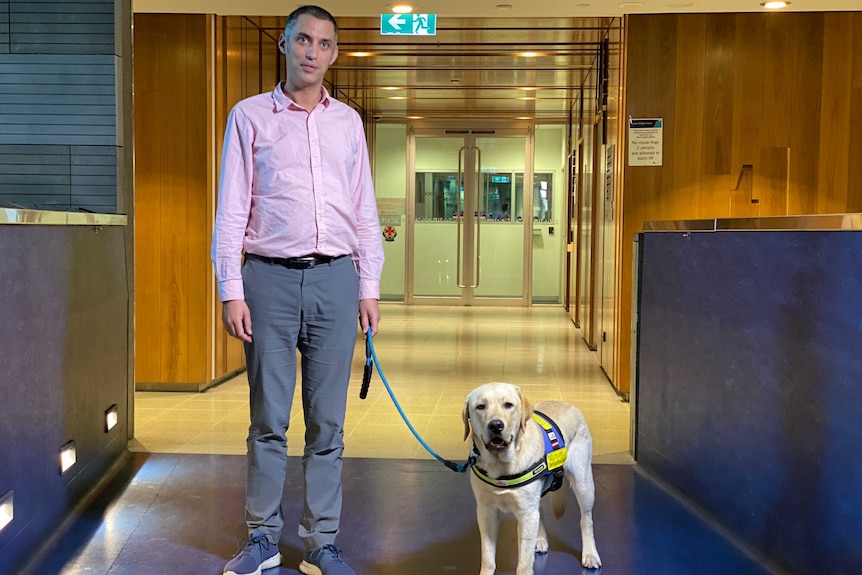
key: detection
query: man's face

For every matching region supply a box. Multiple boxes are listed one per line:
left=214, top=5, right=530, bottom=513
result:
left=279, top=14, right=338, bottom=91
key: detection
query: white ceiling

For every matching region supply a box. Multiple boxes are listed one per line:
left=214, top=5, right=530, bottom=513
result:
left=133, top=0, right=862, bottom=18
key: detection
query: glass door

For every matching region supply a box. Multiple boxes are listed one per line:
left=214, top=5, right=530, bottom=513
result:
left=409, top=128, right=529, bottom=305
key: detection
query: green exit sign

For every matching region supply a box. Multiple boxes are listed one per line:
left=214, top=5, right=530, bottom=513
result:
left=380, top=13, right=437, bottom=36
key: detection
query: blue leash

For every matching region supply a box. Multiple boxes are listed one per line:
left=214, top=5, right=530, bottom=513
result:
left=360, top=329, right=476, bottom=473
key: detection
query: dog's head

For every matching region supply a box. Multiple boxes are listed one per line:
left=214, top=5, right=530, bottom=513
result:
left=462, top=382, right=534, bottom=455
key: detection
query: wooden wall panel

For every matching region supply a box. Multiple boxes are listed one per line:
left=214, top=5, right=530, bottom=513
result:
left=133, top=14, right=162, bottom=383
left=134, top=14, right=210, bottom=390
left=701, top=15, right=735, bottom=179
left=817, top=13, right=852, bottom=213
left=186, top=16, right=210, bottom=385
left=847, top=13, right=862, bottom=212
left=673, top=14, right=705, bottom=218
left=615, top=12, right=862, bottom=401
left=788, top=13, right=823, bottom=215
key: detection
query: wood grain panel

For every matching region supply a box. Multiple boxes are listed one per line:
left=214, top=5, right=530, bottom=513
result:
left=134, top=14, right=163, bottom=383
left=756, top=146, right=789, bottom=216
left=672, top=14, right=705, bottom=219
left=728, top=13, right=764, bottom=217
left=817, top=13, right=852, bottom=213
left=788, top=13, right=823, bottom=215
left=158, top=15, right=191, bottom=384
left=134, top=14, right=215, bottom=389
left=701, top=14, right=734, bottom=177
left=847, top=13, right=862, bottom=212
left=186, top=16, right=209, bottom=383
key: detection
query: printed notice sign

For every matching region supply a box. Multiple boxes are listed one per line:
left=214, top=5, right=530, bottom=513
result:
left=628, top=118, right=663, bottom=166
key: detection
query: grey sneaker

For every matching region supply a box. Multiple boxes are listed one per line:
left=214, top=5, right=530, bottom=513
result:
left=298, top=544, right=355, bottom=575
left=223, top=532, right=282, bottom=575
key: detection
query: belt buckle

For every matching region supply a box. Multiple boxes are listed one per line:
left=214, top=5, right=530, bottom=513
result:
left=293, top=257, right=316, bottom=269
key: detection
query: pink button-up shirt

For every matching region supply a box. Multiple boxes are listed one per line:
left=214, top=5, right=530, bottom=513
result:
left=212, top=85, right=384, bottom=302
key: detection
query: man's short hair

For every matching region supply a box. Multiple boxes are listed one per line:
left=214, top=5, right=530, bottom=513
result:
left=285, top=5, right=338, bottom=43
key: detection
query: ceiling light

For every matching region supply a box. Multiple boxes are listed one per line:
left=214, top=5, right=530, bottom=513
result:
left=517, top=87, right=537, bottom=91
left=519, top=97, right=536, bottom=101
left=348, top=52, right=372, bottom=57
left=761, top=1, right=789, bottom=8
left=0, top=492, right=12, bottom=533
left=520, top=52, right=538, bottom=58
left=380, top=86, right=402, bottom=91
left=618, top=1, right=646, bottom=8
left=60, top=441, right=76, bottom=474
left=407, top=115, right=424, bottom=119
left=667, top=1, right=694, bottom=6
left=496, top=3, right=513, bottom=10
left=516, top=116, right=533, bottom=120
left=391, top=4, right=413, bottom=13
left=388, top=96, right=407, bottom=100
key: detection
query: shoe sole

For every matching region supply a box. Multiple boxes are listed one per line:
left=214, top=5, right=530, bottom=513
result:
left=224, top=552, right=282, bottom=575
left=298, top=560, right=322, bottom=575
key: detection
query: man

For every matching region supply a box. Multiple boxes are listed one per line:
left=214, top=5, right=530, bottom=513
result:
left=212, top=5, right=384, bottom=575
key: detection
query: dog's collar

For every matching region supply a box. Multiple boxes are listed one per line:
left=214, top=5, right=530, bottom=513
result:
left=471, top=410, right=568, bottom=491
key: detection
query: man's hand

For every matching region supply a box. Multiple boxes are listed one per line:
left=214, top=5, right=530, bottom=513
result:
left=222, top=299, right=253, bottom=342
left=359, top=298, right=380, bottom=338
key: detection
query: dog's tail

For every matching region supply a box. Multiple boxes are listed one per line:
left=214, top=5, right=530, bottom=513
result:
left=550, top=476, right=569, bottom=519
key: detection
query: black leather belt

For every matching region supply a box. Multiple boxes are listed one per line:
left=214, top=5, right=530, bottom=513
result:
left=245, top=252, right=348, bottom=270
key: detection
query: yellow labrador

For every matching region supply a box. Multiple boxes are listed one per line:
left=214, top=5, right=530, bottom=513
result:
left=462, top=382, right=601, bottom=574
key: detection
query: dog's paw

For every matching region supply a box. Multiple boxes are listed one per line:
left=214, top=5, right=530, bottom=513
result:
left=535, top=537, right=549, bottom=554
left=580, top=551, right=602, bottom=569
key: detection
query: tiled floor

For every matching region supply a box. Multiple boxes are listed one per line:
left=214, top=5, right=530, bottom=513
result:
left=130, top=305, right=632, bottom=464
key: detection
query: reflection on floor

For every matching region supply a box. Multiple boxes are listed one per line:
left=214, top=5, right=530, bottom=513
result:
left=31, top=306, right=780, bottom=574
left=130, top=305, right=632, bottom=463
left=34, top=454, right=778, bottom=575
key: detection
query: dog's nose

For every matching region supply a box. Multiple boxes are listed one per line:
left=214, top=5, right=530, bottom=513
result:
left=488, top=419, right=505, bottom=434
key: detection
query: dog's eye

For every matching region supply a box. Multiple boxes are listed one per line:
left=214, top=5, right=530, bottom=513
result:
left=476, top=404, right=486, bottom=411
left=504, top=402, right=514, bottom=409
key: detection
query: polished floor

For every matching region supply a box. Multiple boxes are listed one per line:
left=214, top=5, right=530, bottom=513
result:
left=130, top=305, right=632, bottom=463
left=31, top=306, right=783, bottom=575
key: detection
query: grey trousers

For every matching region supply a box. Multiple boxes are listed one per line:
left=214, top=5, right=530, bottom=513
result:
left=241, top=255, right=359, bottom=551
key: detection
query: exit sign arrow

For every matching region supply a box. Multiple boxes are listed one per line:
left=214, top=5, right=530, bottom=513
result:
left=380, top=13, right=437, bottom=36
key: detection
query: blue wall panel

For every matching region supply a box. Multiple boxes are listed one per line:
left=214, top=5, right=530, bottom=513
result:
left=637, top=230, right=862, bottom=575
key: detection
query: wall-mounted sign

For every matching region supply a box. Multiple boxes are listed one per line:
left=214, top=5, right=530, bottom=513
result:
left=380, top=13, right=437, bottom=36
left=628, top=118, right=663, bottom=166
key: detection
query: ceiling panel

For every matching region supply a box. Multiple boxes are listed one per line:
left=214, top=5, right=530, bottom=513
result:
left=250, top=16, right=608, bottom=121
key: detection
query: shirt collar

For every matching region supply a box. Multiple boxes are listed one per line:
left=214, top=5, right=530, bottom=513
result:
left=272, top=83, right=332, bottom=113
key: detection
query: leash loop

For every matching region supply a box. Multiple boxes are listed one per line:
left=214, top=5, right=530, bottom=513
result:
left=362, top=329, right=474, bottom=473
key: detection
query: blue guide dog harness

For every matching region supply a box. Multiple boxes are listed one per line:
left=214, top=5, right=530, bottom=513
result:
left=471, top=410, right=568, bottom=495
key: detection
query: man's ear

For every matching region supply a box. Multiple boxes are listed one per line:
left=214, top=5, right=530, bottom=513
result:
left=277, top=34, right=286, bottom=54
left=462, top=397, right=471, bottom=441
left=517, top=386, right=534, bottom=436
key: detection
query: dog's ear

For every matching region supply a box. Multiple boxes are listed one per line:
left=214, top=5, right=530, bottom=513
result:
left=462, top=396, right=471, bottom=441
left=517, top=386, right=534, bottom=435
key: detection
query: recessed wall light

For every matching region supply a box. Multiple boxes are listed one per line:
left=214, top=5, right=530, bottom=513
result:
left=380, top=86, right=402, bottom=91
left=388, top=96, right=407, bottom=100
left=496, top=3, right=513, bottom=10
left=618, top=1, right=646, bottom=8
left=105, top=404, right=118, bottom=432
left=391, top=4, right=413, bottom=13
left=348, top=52, right=372, bottom=57
left=519, top=96, right=537, bottom=101
left=520, top=52, right=539, bottom=58
left=60, top=441, right=76, bottom=474
left=407, top=115, right=424, bottom=119
left=0, top=492, right=13, bottom=533
left=761, top=1, right=789, bottom=8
